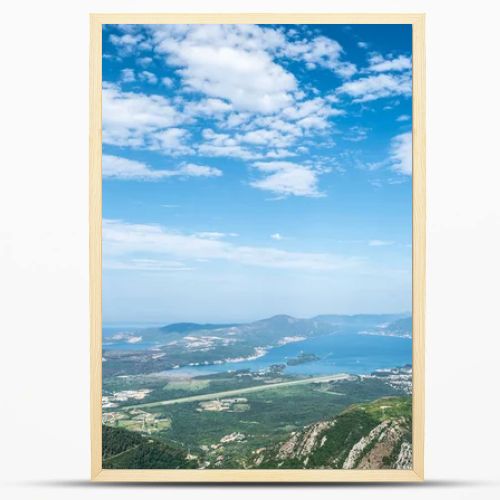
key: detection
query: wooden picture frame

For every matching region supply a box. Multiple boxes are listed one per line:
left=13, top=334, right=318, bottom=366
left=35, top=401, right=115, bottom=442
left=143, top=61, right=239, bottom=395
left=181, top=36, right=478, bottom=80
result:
left=90, top=13, right=425, bottom=482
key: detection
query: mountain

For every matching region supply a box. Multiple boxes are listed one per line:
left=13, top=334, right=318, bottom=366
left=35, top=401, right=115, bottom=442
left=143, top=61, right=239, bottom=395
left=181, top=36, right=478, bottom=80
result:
left=159, top=322, right=239, bottom=334
left=103, top=313, right=412, bottom=377
left=255, top=396, right=412, bottom=469
left=102, top=425, right=196, bottom=469
left=381, top=317, right=412, bottom=336
left=313, top=313, right=407, bottom=328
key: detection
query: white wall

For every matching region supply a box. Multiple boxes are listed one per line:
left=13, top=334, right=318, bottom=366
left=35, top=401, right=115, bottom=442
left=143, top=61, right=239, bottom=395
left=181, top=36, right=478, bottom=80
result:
left=1, top=1, right=499, bottom=499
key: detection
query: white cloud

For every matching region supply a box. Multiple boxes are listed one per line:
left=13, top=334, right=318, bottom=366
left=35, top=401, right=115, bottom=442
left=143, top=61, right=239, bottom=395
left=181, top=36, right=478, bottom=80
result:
left=120, top=68, right=135, bottom=82
left=281, top=36, right=356, bottom=78
left=198, top=129, right=260, bottom=160
left=137, top=57, right=153, bottom=67
left=120, top=68, right=160, bottom=85
left=148, top=128, right=194, bottom=155
left=103, top=155, right=222, bottom=180
left=271, top=233, right=284, bottom=241
left=178, top=164, right=223, bottom=177
left=238, top=128, right=296, bottom=148
left=185, top=98, right=233, bottom=117
left=396, top=114, right=411, bottom=122
left=390, top=132, right=412, bottom=175
left=357, top=41, right=368, bottom=49
left=265, top=149, right=296, bottom=159
left=344, top=126, right=369, bottom=142
left=195, top=232, right=238, bottom=240
left=103, top=219, right=357, bottom=271
left=325, top=93, right=340, bottom=103
left=281, top=97, right=344, bottom=129
left=368, top=54, right=412, bottom=72
left=250, top=161, right=329, bottom=198
left=161, top=77, right=174, bottom=88
left=337, top=73, right=412, bottom=102
left=102, top=83, right=186, bottom=147
left=369, top=240, right=395, bottom=247
left=150, top=24, right=297, bottom=113
left=105, top=258, right=194, bottom=272
left=148, top=24, right=355, bottom=115
left=109, top=33, right=150, bottom=55
left=103, top=155, right=161, bottom=180
left=106, top=25, right=348, bottom=169
left=139, top=70, right=158, bottom=84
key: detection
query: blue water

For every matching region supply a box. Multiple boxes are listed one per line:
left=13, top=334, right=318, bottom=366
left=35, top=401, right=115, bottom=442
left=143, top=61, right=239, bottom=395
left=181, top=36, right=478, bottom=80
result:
left=170, top=333, right=412, bottom=377
left=103, top=326, right=412, bottom=376
left=102, top=327, right=161, bottom=351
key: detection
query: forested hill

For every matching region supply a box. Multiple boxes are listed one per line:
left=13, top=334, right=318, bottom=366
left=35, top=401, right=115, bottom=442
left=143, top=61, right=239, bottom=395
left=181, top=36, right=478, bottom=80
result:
left=255, top=396, right=413, bottom=470
left=102, top=425, right=196, bottom=469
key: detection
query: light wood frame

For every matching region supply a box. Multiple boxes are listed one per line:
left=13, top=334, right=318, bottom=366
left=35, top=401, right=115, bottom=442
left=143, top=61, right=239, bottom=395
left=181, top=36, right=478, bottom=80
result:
left=90, top=13, right=425, bottom=482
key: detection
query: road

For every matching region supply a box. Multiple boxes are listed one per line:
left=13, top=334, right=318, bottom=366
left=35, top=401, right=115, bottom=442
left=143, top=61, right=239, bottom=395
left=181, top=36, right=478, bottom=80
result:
left=121, top=373, right=351, bottom=410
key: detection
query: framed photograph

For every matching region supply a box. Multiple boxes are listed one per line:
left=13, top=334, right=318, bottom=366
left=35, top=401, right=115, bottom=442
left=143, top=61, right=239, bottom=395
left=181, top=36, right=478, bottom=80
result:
left=90, top=13, right=425, bottom=482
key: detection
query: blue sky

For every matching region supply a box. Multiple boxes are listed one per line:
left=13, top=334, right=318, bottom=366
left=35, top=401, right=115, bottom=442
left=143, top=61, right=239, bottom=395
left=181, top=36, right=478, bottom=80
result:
left=102, top=23, right=412, bottom=324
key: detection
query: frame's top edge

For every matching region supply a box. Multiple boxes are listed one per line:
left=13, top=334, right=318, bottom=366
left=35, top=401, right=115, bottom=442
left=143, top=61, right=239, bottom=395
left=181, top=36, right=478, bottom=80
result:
left=89, top=12, right=425, bottom=24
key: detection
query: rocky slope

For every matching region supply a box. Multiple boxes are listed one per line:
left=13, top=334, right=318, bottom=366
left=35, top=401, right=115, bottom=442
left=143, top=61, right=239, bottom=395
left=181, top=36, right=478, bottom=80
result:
left=254, top=396, right=412, bottom=469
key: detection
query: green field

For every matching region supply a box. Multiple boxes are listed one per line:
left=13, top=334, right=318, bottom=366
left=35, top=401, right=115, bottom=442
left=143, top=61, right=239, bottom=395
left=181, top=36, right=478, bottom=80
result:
left=103, top=370, right=410, bottom=468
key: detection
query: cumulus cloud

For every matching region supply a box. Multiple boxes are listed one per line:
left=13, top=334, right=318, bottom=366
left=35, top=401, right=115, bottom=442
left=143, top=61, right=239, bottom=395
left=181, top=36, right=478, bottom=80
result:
left=103, top=155, right=222, bottom=180
left=138, top=70, right=158, bottom=84
left=198, top=129, right=260, bottom=160
left=337, top=73, right=412, bottom=102
left=148, top=128, right=194, bottom=155
left=390, top=132, right=412, bottom=175
left=120, top=69, right=159, bottom=85
left=103, top=219, right=357, bottom=271
left=161, top=77, right=174, bottom=88
left=281, top=97, right=344, bottom=129
left=368, top=54, right=412, bottom=72
left=102, top=83, right=186, bottom=148
left=281, top=35, right=356, bottom=78
left=250, top=161, right=329, bottom=198
left=185, top=98, right=233, bottom=117
left=109, top=32, right=151, bottom=55
left=149, top=24, right=297, bottom=113
left=106, top=25, right=350, bottom=167
left=120, top=68, right=135, bottom=82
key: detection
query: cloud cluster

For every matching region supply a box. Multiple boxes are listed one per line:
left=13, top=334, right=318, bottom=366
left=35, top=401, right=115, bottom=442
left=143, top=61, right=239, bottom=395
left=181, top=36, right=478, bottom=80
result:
left=104, top=24, right=413, bottom=194
left=102, top=83, right=188, bottom=148
left=368, top=54, right=412, bottom=73
left=149, top=24, right=297, bottom=114
left=337, top=52, right=412, bottom=102
left=390, top=132, right=412, bottom=175
left=338, top=73, right=411, bottom=102
left=250, top=161, right=329, bottom=197
left=103, top=155, right=222, bottom=180
left=103, top=219, right=358, bottom=272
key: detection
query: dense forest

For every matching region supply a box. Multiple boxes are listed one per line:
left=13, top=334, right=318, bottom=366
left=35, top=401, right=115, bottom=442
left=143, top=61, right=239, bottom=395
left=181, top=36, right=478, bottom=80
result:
left=102, top=425, right=195, bottom=469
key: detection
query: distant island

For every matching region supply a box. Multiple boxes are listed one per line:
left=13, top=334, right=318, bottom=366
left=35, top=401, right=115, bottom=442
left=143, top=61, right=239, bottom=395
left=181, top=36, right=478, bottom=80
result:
left=286, top=352, right=320, bottom=366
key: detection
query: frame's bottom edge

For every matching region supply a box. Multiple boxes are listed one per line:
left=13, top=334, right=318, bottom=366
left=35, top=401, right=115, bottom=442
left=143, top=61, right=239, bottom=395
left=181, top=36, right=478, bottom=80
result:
left=91, top=468, right=424, bottom=483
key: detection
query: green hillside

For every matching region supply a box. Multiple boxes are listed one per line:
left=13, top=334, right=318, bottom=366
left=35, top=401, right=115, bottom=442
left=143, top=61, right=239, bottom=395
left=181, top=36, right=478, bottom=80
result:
left=256, top=396, right=412, bottom=469
left=102, top=425, right=196, bottom=469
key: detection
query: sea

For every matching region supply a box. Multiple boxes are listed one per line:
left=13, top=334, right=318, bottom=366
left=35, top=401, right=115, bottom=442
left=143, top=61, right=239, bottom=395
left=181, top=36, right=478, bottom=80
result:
left=103, top=326, right=412, bottom=377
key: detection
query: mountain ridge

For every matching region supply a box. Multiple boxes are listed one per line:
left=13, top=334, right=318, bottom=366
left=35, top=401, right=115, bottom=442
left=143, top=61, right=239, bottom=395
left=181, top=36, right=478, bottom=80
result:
left=255, top=396, right=412, bottom=469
